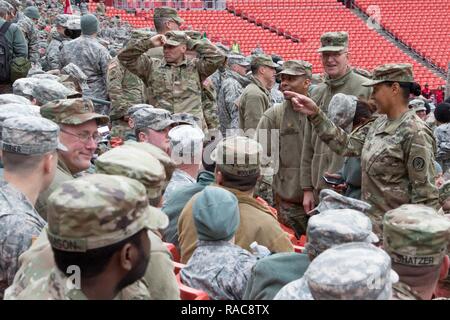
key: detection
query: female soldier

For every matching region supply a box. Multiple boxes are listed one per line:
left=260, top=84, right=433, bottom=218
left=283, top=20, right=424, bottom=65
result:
left=285, top=63, right=438, bottom=237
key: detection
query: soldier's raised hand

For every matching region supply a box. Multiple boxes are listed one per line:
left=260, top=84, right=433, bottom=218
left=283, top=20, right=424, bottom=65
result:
left=150, top=34, right=166, bottom=47
left=284, top=91, right=319, bottom=116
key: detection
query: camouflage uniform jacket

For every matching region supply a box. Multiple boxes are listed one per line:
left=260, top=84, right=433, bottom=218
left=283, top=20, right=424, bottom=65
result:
left=217, top=69, right=249, bottom=136
left=180, top=240, right=257, bottom=300
left=301, top=69, right=371, bottom=192
left=309, top=108, right=438, bottom=236
left=8, top=267, right=149, bottom=300
left=60, top=35, right=112, bottom=100
left=256, top=100, right=307, bottom=202
left=106, top=56, right=147, bottom=120
left=270, top=83, right=284, bottom=105
left=0, top=180, right=46, bottom=299
left=392, top=282, right=422, bottom=300
left=118, top=40, right=225, bottom=129
left=273, top=277, right=313, bottom=300
left=36, top=159, right=75, bottom=220
left=238, top=75, right=272, bottom=131
left=162, top=169, right=196, bottom=207
left=45, top=32, right=70, bottom=71
left=4, top=228, right=178, bottom=300
left=13, top=12, right=39, bottom=64
left=178, top=185, right=294, bottom=263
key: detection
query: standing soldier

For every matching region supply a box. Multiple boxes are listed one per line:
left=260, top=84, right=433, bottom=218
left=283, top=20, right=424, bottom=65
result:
left=238, top=54, right=278, bottom=132
left=60, top=14, right=111, bottom=113
left=0, top=116, right=64, bottom=298
left=45, top=14, right=76, bottom=71
left=106, top=30, right=149, bottom=140
left=118, top=31, right=225, bottom=131
left=256, top=60, right=312, bottom=237
left=383, top=205, right=450, bottom=300
left=217, top=54, right=250, bottom=137
left=301, top=32, right=371, bottom=213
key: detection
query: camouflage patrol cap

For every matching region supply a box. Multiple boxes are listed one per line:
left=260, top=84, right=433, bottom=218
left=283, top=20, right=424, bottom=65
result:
left=306, top=209, right=379, bottom=258
left=46, top=174, right=168, bottom=252
left=0, top=0, right=14, bottom=12
left=211, top=136, right=262, bottom=177
left=96, top=145, right=167, bottom=200
left=298, top=243, right=398, bottom=300
left=317, top=31, right=348, bottom=53
left=124, top=140, right=175, bottom=182
left=65, top=15, right=81, bottom=30
left=309, top=189, right=372, bottom=215
left=328, top=93, right=358, bottom=133
left=133, top=108, right=176, bottom=131
left=12, top=77, right=40, bottom=98
left=130, top=29, right=154, bottom=41
left=3, top=0, right=20, bottom=9
left=31, top=79, right=80, bottom=105
left=278, top=60, right=312, bottom=78
left=184, top=30, right=202, bottom=40
left=127, top=104, right=154, bottom=117
left=29, top=73, right=60, bottom=81
left=23, top=6, right=39, bottom=19
left=227, top=54, right=250, bottom=67
left=439, top=181, right=450, bottom=205
left=383, top=204, right=450, bottom=267
left=409, top=98, right=426, bottom=112
left=0, top=94, right=32, bottom=105
left=251, top=54, right=278, bottom=69
left=2, top=116, right=67, bottom=155
left=164, top=31, right=189, bottom=47
left=172, top=112, right=202, bottom=128
left=153, top=6, right=184, bottom=24
left=0, top=105, right=41, bottom=139
left=362, top=63, right=414, bottom=87
left=40, top=98, right=109, bottom=126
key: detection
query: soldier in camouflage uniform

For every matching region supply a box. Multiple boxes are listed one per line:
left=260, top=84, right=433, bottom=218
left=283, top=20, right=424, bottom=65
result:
left=60, top=14, right=111, bottom=113
left=45, top=14, right=77, bottom=71
left=274, top=242, right=399, bottom=300
left=25, top=78, right=80, bottom=106
left=256, top=60, right=312, bottom=236
left=238, top=54, right=278, bottom=132
left=36, top=98, right=109, bottom=219
left=7, top=174, right=168, bottom=300
left=0, top=116, right=65, bottom=298
left=217, top=54, right=250, bottom=137
left=288, top=63, right=439, bottom=238
left=383, top=204, right=450, bottom=300
left=433, top=102, right=450, bottom=172
left=118, top=31, right=225, bottom=131
left=6, top=0, right=39, bottom=65
left=181, top=186, right=257, bottom=300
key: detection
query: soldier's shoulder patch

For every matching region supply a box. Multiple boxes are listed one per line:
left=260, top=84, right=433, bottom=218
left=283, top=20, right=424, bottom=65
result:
left=412, top=157, right=425, bottom=171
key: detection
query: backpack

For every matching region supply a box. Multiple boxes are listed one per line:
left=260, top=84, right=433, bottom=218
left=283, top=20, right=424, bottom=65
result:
left=0, top=21, right=11, bottom=83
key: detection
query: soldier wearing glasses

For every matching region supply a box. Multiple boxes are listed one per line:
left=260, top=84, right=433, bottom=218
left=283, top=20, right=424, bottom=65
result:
left=36, top=98, right=109, bottom=220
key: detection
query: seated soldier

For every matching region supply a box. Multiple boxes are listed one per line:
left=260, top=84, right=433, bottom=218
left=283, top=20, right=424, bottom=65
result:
left=244, top=208, right=378, bottom=300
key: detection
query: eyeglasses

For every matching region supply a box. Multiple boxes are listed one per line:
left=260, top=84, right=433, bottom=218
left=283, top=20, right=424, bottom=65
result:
left=60, top=129, right=101, bottom=144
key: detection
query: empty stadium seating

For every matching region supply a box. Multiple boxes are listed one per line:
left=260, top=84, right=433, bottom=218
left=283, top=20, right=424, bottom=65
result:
left=356, top=0, right=450, bottom=74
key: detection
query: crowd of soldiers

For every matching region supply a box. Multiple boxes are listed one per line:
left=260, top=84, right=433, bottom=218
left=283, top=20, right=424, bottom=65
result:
left=0, top=1, right=450, bottom=301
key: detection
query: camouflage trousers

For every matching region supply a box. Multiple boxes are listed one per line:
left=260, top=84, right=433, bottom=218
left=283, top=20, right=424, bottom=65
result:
left=275, top=194, right=309, bottom=238
left=255, top=175, right=274, bottom=207
left=110, top=118, right=133, bottom=140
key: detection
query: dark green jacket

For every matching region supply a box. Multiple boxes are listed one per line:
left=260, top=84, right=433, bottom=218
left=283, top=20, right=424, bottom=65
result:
left=0, top=18, right=28, bottom=59
left=243, top=252, right=310, bottom=300
left=162, top=170, right=215, bottom=249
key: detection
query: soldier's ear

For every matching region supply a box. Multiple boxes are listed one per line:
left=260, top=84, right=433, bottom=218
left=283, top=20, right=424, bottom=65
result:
left=119, top=243, right=134, bottom=271
left=439, top=255, right=449, bottom=281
